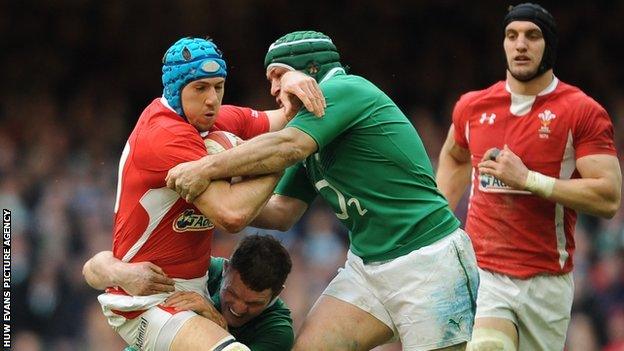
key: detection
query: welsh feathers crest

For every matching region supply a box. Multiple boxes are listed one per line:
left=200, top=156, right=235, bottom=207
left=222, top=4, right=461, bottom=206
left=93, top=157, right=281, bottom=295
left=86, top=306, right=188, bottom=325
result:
left=479, top=113, right=496, bottom=125
left=538, top=109, right=556, bottom=125
left=538, top=109, right=556, bottom=138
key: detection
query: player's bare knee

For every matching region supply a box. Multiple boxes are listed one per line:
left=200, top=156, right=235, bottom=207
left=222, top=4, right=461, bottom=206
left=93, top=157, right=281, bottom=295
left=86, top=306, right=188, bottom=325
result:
left=467, top=328, right=517, bottom=351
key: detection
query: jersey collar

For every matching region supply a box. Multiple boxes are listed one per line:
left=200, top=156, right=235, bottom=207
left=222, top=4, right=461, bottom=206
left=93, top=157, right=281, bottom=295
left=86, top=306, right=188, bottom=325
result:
left=160, top=96, right=176, bottom=112
left=505, top=75, right=559, bottom=97
left=319, top=67, right=346, bottom=84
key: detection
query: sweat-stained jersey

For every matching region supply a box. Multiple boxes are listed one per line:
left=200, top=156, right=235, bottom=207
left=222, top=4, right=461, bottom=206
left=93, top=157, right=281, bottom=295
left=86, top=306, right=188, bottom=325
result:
left=208, top=258, right=294, bottom=351
left=453, top=77, right=617, bottom=278
left=111, top=97, right=269, bottom=281
left=276, top=69, right=460, bottom=263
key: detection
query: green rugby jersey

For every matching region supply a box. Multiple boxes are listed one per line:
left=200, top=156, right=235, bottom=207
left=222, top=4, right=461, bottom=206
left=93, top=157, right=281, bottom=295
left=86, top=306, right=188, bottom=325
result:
left=207, top=257, right=294, bottom=351
left=276, top=69, right=460, bottom=262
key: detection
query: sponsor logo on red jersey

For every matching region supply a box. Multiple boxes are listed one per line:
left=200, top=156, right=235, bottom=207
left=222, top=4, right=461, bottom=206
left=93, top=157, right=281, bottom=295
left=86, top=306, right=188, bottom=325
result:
left=172, top=209, right=214, bottom=232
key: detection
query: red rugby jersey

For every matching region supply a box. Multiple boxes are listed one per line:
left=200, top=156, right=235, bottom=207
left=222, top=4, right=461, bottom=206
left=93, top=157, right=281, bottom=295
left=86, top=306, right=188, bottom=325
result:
left=453, top=78, right=617, bottom=278
left=111, top=98, right=268, bottom=279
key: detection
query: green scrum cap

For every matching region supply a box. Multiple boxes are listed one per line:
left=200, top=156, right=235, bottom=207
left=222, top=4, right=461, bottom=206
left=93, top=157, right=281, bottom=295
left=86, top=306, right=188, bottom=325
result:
left=264, top=31, right=342, bottom=82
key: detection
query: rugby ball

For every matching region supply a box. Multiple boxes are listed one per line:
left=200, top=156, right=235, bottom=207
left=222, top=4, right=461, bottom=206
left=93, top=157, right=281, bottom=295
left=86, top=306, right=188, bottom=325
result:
left=203, top=131, right=243, bottom=183
left=203, top=131, right=243, bottom=155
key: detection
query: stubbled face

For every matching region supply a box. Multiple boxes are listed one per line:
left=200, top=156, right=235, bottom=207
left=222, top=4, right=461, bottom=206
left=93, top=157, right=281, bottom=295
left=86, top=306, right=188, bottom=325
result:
left=181, top=77, right=225, bottom=132
left=504, top=21, right=546, bottom=82
left=266, top=66, right=291, bottom=107
left=219, top=266, right=274, bottom=328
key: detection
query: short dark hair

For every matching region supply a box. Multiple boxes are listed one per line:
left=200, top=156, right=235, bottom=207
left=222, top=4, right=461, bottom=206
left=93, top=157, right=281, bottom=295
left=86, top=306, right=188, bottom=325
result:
left=230, top=235, right=292, bottom=296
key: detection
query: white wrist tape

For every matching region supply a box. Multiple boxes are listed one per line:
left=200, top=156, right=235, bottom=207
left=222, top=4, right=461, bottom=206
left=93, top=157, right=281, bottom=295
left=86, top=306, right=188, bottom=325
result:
left=524, top=170, right=556, bottom=198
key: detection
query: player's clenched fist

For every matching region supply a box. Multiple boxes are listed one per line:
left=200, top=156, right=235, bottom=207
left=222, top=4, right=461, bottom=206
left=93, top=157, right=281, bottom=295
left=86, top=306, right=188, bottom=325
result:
left=166, top=159, right=210, bottom=203
left=477, top=144, right=529, bottom=190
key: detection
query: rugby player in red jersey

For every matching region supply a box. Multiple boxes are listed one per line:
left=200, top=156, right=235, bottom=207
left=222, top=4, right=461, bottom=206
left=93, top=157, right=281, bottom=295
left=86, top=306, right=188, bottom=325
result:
left=93, top=37, right=323, bottom=351
left=437, top=4, right=622, bottom=350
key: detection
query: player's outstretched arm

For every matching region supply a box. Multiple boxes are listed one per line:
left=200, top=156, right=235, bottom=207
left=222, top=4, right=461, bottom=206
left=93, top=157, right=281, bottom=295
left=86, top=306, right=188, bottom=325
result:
left=168, top=127, right=317, bottom=202
left=82, top=251, right=175, bottom=295
left=193, top=172, right=284, bottom=233
left=250, top=194, right=308, bottom=231
left=437, top=125, right=472, bottom=210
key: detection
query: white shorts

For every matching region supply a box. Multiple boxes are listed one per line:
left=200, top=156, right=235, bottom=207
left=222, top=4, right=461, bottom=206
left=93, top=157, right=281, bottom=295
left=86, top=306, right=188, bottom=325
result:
left=98, top=272, right=210, bottom=351
left=475, top=268, right=574, bottom=351
left=323, top=228, right=479, bottom=351
left=116, top=306, right=196, bottom=351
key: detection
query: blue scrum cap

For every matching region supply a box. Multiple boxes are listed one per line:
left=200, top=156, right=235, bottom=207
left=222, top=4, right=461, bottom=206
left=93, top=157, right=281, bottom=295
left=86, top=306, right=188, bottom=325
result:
left=161, top=37, right=227, bottom=117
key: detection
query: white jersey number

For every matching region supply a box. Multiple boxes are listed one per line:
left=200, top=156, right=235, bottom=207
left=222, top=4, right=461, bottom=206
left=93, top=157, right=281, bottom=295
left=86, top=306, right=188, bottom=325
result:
left=314, top=179, right=368, bottom=220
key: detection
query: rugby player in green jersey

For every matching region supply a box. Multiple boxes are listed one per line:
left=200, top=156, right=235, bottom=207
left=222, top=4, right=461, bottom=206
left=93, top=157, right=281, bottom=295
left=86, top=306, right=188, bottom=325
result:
left=167, top=31, right=480, bottom=350
left=83, top=235, right=294, bottom=351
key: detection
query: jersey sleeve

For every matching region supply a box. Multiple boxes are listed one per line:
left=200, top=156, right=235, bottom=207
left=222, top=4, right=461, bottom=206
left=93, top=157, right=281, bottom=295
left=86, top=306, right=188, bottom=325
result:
left=274, top=163, right=317, bottom=205
left=213, top=105, right=270, bottom=140
left=140, top=125, right=207, bottom=173
left=207, top=257, right=225, bottom=296
left=287, top=80, right=363, bottom=149
left=573, top=98, right=617, bottom=159
left=452, top=92, right=473, bottom=149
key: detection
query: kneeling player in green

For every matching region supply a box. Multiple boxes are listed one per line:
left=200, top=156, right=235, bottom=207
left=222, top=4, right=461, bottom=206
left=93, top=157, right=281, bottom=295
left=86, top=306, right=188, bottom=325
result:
left=83, top=235, right=293, bottom=351
left=167, top=31, right=480, bottom=350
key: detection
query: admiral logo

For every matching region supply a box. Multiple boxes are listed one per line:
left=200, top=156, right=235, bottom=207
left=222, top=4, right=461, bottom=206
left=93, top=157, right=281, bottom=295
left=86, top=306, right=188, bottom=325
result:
left=136, top=317, right=148, bottom=350
left=538, top=109, right=556, bottom=139
left=479, top=113, right=496, bottom=125
left=479, top=173, right=531, bottom=194
left=173, top=209, right=214, bottom=232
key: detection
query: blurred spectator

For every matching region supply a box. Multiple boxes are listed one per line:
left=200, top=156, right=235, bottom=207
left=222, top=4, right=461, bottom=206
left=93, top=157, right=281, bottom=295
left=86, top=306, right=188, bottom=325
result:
left=13, top=331, right=43, bottom=351
left=566, top=313, right=600, bottom=351
left=301, top=206, right=346, bottom=280
left=604, top=307, right=624, bottom=351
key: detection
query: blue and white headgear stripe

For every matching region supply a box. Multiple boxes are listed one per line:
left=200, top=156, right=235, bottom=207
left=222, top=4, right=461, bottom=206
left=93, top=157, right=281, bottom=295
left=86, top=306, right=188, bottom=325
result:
left=162, top=37, right=227, bottom=117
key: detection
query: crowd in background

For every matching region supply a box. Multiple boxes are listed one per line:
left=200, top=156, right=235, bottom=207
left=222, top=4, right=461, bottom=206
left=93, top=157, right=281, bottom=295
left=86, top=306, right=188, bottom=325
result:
left=1, top=1, right=623, bottom=350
